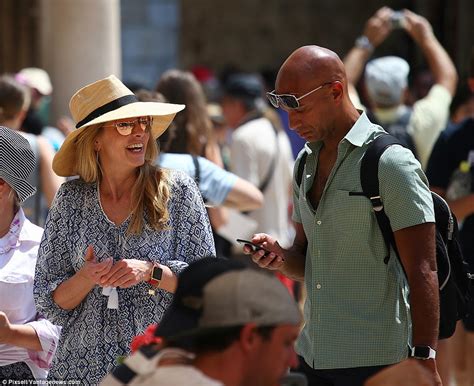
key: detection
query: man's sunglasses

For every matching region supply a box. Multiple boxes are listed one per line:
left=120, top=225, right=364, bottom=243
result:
left=103, top=116, right=153, bottom=136
left=266, top=82, right=335, bottom=110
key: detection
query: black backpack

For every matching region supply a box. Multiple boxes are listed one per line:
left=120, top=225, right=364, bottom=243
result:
left=296, top=133, right=474, bottom=339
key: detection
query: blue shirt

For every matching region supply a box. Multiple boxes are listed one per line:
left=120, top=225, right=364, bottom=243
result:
left=158, top=153, right=237, bottom=206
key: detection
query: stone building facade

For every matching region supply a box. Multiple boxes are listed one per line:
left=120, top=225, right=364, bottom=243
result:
left=1, top=0, right=473, bottom=121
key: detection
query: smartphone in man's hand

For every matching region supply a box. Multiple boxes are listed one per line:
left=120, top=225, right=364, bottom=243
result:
left=235, top=239, right=270, bottom=254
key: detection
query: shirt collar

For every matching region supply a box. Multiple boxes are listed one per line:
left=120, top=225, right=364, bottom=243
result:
left=343, top=110, right=374, bottom=147
left=372, top=105, right=408, bottom=124
left=304, top=110, right=374, bottom=154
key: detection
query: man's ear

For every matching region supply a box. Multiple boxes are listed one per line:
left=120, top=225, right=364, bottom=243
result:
left=331, top=81, right=344, bottom=104
left=239, top=323, right=260, bottom=353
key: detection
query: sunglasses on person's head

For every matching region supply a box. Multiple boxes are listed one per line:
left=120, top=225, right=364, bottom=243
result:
left=103, top=116, right=153, bottom=136
left=266, top=82, right=336, bottom=110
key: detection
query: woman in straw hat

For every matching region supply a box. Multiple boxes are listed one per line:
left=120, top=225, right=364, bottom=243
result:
left=33, top=75, right=215, bottom=383
left=0, top=127, right=61, bottom=380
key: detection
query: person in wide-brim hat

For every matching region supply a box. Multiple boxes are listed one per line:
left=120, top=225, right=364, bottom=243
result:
left=33, top=75, right=216, bottom=384
left=53, top=75, right=184, bottom=177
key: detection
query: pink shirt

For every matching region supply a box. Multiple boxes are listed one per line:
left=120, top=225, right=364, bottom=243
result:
left=0, top=208, right=61, bottom=379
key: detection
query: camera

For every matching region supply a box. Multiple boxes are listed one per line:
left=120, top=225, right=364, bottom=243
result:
left=391, top=11, right=405, bottom=29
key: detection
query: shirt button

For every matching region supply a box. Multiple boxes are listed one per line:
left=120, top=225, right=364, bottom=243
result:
left=317, top=220, right=322, bottom=225
left=316, top=284, right=322, bottom=289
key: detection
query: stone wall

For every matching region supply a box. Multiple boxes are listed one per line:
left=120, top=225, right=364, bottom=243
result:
left=179, top=0, right=474, bottom=78
left=121, top=0, right=179, bottom=89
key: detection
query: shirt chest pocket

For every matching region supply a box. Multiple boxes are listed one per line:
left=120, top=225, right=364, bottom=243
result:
left=327, top=189, right=374, bottom=237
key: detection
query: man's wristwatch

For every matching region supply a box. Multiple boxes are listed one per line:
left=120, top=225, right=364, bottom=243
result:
left=409, top=345, right=437, bottom=360
left=147, top=263, right=163, bottom=287
left=355, top=35, right=374, bottom=53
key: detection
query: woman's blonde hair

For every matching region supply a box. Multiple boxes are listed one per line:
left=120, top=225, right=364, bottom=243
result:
left=75, top=123, right=171, bottom=234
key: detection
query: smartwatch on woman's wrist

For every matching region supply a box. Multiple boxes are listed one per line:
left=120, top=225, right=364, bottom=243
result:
left=147, top=264, right=163, bottom=287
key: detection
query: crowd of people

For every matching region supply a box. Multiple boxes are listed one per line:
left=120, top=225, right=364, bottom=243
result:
left=0, top=5, right=473, bottom=386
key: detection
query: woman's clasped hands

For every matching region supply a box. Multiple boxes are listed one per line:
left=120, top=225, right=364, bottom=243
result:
left=78, top=245, right=151, bottom=288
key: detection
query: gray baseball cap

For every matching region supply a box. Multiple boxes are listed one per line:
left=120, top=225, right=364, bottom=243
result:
left=365, top=56, right=410, bottom=107
left=156, top=258, right=301, bottom=340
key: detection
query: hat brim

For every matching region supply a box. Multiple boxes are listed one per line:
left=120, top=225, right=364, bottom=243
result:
left=1, top=172, right=37, bottom=203
left=53, top=101, right=184, bottom=177
left=155, top=307, right=243, bottom=343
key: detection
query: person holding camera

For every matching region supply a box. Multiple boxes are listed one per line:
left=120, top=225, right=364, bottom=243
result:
left=343, top=7, right=457, bottom=170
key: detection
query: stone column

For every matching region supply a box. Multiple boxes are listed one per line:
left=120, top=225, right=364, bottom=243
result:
left=39, top=0, right=121, bottom=125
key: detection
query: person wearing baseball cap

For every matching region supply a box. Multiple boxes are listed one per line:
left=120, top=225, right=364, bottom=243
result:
left=343, top=7, right=457, bottom=169
left=0, top=127, right=61, bottom=380
left=102, top=257, right=302, bottom=386
left=33, top=75, right=216, bottom=383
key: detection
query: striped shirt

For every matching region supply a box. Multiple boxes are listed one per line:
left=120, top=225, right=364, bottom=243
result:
left=293, top=112, right=434, bottom=369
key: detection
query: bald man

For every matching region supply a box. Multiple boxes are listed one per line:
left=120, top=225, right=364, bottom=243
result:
left=243, top=46, right=440, bottom=386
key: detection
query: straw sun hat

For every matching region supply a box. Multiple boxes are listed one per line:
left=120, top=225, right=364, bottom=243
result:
left=53, top=75, right=185, bottom=177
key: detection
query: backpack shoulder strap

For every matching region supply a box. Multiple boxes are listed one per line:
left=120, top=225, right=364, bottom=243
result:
left=361, top=133, right=404, bottom=263
left=296, top=150, right=308, bottom=188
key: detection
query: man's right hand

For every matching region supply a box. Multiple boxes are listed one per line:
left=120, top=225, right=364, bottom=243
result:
left=242, top=233, right=285, bottom=271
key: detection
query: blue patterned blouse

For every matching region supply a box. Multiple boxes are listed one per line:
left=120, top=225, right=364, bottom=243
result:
left=33, top=171, right=215, bottom=384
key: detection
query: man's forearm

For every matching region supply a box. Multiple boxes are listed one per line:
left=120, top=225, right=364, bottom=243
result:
left=418, top=36, right=457, bottom=96
left=344, top=46, right=372, bottom=86
left=408, top=269, right=440, bottom=348
left=280, top=245, right=306, bottom=282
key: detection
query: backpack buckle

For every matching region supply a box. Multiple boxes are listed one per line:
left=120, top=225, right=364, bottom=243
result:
left=369, top=196, right=384, bottom=212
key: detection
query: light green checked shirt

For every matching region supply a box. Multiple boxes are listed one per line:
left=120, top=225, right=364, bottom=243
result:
left=293, top=112, right=435, bottom=369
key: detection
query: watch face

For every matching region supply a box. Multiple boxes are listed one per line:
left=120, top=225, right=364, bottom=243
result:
left=412, top=346, right=434, bottom=359
left=152, top=266, right=163, bottom=281
left=415, top=346, right=430, bottom=357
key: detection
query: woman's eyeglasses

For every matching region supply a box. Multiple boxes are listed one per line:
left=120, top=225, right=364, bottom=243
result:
left=266, top=82, right=336, bottom=110
left=104, top=116, right=153, bottom=136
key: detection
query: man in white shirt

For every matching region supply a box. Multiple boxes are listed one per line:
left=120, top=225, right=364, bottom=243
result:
left=221, top=73, right=294, bottom=247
